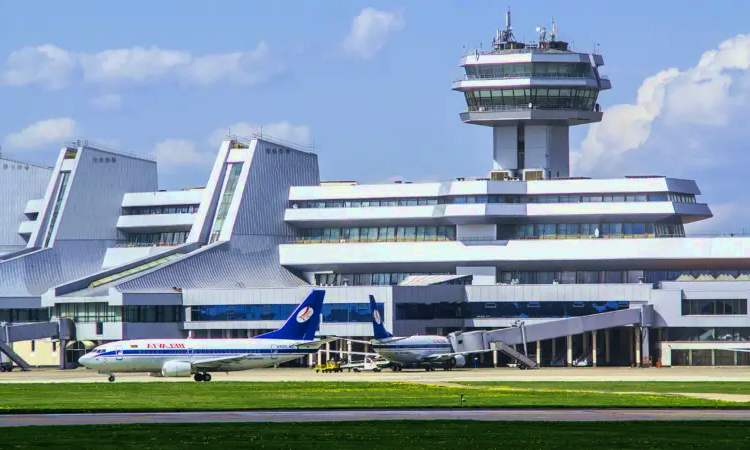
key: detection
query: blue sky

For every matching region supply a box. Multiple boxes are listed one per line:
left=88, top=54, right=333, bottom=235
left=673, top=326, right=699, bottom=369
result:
left=1, top=1, right=748, bottom=232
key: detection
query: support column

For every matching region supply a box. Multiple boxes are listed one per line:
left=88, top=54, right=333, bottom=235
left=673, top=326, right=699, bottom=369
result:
left=308, top=353, right=314, bottom=368
left=552, top=338, right=556, bottom=361
left=493, top=350, right=498, bottom=368
left=630, top=328, right=634, bottom=365
left=605, top=329, right=610, bottom=364
left=536, top=341, right=541, bottom=366
left=325, top=342, right=330, bottom=362
left=566, top=335, right=573, bottom=367
left=583, top=332, right=589, bottom=354
left=347, top=340, right=353, bottom=362
left=592, top=331, right=598, bottom=367
left=711, top=349, right=716, bottom=366
left=642, top=327, right=650, bottom=365
left=635, top=327, right=642, bottom=367
left=317, top=349, right=323, bottom=365
left=338, top=340, right=343, bottom=361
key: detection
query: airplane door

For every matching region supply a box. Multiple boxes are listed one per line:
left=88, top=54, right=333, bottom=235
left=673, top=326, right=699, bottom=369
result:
left=115, top=347, right=123, bottom=361
left=271, top=345, right=278, bottom=360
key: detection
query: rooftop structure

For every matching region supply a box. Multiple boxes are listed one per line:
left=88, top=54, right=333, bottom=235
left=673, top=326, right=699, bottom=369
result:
left=1, top=12, right=748, bottom=372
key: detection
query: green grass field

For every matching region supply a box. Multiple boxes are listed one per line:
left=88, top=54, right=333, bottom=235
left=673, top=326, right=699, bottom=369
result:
left=464, top=381, right=750, bottom=394
left=3, top=421, right=750, bottom=449
left=1, top=381, right=748, bottom=414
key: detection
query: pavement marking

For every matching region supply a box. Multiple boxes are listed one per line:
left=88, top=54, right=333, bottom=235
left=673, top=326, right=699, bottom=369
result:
left=2, top=409, right=750, bottom=426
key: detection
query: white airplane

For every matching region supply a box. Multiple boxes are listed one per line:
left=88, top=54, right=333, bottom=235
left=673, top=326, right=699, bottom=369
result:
left=345, top=295, right=492, bottom=372
left=78, top=290, right=336, bottom=382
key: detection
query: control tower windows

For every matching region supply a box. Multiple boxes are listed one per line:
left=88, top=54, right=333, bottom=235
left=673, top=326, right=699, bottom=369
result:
left=517, top=124, right=525, bottom=170
left=465, top=88, right=599, bottom=111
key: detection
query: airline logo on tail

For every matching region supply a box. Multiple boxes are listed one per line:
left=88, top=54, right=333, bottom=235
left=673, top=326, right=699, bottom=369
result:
left=296, top=306, right=314, bottom=323
left=373, top=310, right=382, bottom=325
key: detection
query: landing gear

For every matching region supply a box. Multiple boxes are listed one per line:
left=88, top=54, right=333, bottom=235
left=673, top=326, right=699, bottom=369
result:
left=424, top=366, right=436, bottom=372
left=194, top=372, right=211, bottom=382
left=390, top=365, right=403, bottom=372
left=108, top=375, right=115, bottom=382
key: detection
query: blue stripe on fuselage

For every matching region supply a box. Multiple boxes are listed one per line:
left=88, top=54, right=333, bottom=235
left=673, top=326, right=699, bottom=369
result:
left=96, top=348, right=318, bottom=357
left=372, top=344, right=452, bottom=350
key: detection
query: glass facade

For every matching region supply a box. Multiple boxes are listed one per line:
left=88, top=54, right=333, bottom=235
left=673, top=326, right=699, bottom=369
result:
left=191, top=303, right=384, bottom=323
left=508, top=222, right=684, bottom=240
left=464, top=62, right=594, bottom=80
left=465, top=88, right=599, bottom=111
left=122, top=205, right=199, bottom=215
left=0, top=308, right=51, bottom=323
left=44, top=171, right=70, bottom=247
left=126, top=231, right=189, bottom=246
left=499, top=269, right=750, bottom=286
left=53, top=304, right=182, bottom=323
left=396, top=301, right=629, bottom=320
left=210, top=163, right=243, bottom=243
left=315, top=272, right=454, bottom=286
left=681, top=299, right=748, bottom=316
left=298, top=226, right=456, bottom=243
left=291, top=192, right=695, bottom=209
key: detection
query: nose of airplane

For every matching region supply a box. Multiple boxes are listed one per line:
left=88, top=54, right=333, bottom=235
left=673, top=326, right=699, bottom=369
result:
left=78, top=355, right=90, bottom=366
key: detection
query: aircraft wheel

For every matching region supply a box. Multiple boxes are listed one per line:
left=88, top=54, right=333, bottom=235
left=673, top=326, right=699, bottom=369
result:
left=194, top=373, right=204, bottom=382
left=0, top=366, right=5, bottom=372
left=203, top=373, right=212, bottom=382
left=431, top=367, right=436, bottom=372
left=108, top=375, right=115, bottom=382
left=424, top=367, right=430, bottom=372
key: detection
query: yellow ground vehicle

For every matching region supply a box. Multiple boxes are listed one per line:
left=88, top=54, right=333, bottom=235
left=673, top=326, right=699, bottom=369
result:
left=314, top=361, right=343, bottom=373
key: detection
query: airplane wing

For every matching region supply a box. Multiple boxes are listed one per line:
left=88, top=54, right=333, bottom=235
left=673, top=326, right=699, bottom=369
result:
left=337, top=350, right=380, bottom=357
left=342, top=336, right=411, bottom=345
left=424, top=348, right=496, bottom=362
left=294, top=336, right=340, bottom=349
left=192, top=354, right=252, bottom=369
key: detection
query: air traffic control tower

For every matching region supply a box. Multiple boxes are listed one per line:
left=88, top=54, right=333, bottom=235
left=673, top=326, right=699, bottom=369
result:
left=453, top=10, right=611, bottom=181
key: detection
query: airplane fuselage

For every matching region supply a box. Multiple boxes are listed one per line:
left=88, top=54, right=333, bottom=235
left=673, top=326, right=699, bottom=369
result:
left=372, top=335, right=452, bottom=366
left=79, top=338, right=317, bottom=374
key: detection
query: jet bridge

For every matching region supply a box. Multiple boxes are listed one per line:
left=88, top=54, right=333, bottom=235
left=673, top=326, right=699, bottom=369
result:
left=0, top=319, right=75, bottom=370
left=449, top=305, right=654, bottom=369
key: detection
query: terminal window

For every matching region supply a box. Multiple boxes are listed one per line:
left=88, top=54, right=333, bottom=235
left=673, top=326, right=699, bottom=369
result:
left=681, top=299, right=747, bottom=316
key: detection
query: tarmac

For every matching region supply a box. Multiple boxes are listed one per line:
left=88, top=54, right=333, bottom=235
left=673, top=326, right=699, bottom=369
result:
left=1, top=366, right=750, bottom=383
left=2, top=409, right=750, bottom=426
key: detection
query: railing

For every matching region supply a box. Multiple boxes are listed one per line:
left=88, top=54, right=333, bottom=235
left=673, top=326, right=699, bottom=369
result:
left=66, top=139, right=156, bottom=162
left=293, top=236, right=455, bottom=244
left=465, top=104, right=597, bottom=113
left=114, top=242, right=184, bottom=248
left=227, top=132, right=315, bottom=154
left=456, top=72, right=595, bottom=81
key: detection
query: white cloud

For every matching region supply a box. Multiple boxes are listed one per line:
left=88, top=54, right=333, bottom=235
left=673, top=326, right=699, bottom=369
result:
left=151, top=139, right=213, bottom=169
left=2, top=42, right=282, bottom=89
left=3, top=118, right=77, bottom=150
left=209, top=121, right=311, bottom=148
left=343, top=8, right=405, bottom=59
left=90, top=93, right=122, bottom=111
left=574, top=34, right=750, bottom=178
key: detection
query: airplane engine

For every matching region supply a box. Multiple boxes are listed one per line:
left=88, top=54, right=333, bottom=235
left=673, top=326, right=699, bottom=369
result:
left=450, top=355, right=466, bottom=368
left=161, top=361, right=193, bottom=377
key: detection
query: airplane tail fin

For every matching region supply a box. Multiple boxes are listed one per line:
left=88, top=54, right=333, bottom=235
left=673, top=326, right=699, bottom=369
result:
left=370, top=295, right=393, bottom=340
left=256, top=290, right=325, bottom=341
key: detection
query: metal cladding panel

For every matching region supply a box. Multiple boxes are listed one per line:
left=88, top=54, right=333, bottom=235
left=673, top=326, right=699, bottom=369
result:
left=0, top=159, right=52, bottom=250
left=0, top=240, right=110, bottom=297
left=116, top=235, right=308, bottom=293
left=54, top=148, right=158, bottom=241
left=232, top=142, right=319, bottom=237
left=123, top=323, right=186, bottom=339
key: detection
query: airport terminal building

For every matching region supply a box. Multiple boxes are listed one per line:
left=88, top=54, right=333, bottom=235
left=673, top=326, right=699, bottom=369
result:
left=2, top=15, right=750, bottom=370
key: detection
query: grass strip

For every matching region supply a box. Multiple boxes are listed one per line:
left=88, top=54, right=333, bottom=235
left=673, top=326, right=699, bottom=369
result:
left=462, top=381, right=750, bottom=395
left=0, top=382, right=743, bottom=414
left=3, top=421, right=750, bottom=449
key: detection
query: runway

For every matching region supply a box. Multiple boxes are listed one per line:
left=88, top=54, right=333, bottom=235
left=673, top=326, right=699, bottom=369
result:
left=2, top=409, right=750, bottom=426
left=3, top=366, right=750, bottom=383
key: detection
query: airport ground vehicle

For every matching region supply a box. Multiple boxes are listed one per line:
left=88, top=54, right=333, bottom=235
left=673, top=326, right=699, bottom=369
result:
left=0, top=361, right=13, bottom=372
left=314, top=360, right=343, bottom=373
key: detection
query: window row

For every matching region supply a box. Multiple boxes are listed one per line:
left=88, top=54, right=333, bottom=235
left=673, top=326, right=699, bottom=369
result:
left=464, top=62, right=594, bottom=79
left=396, top=301, right=629, bottom=320
left=664, top=328, right=750, bottom=342
left=126, top=231, right=189, bottom=246
left=681, top=299, right=748, bottom=316
left=297, top=226, right=456, bottom=243
left=465, top=88, right=599, bottom=110
left=53, top=304, right=182, bottom=323
left=122, top=205, right=199, bottom=216
left=315, top=272, right=453, bottom=286
left=291, top=192, right=694, bottom=209
left=190, top=303, right=384, bottom=323
left=499, top=269, right=750, bottom=286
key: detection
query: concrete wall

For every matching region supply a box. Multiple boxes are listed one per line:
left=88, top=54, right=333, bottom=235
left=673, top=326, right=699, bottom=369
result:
left=0, top=159, right=51, bottom=252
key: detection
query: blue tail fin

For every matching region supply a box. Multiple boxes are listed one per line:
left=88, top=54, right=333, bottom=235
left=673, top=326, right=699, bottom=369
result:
left=370, top=295, right=393, bottom=340
left=256, top=290, right=325, bottom=341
